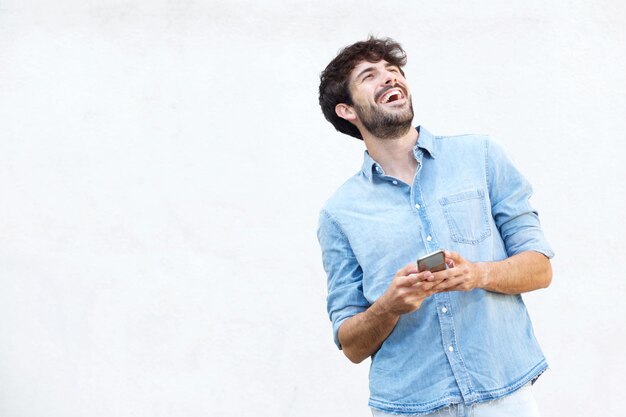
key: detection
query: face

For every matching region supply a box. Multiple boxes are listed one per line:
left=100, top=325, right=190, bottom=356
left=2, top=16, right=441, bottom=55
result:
left=347, top=60, right=414, bottom=139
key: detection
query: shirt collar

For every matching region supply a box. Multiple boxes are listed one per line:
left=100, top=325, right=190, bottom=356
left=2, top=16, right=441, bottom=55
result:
left=415, top=125, right=437, bottom=159
left=361, top=126, right=437, bottom=181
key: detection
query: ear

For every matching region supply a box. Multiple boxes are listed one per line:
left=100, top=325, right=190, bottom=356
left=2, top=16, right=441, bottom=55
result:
left=335, top=103, right=357, bottom=122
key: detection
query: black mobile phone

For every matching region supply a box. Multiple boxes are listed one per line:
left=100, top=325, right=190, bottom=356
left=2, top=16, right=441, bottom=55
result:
left=417, top=249, right=446, bottom=272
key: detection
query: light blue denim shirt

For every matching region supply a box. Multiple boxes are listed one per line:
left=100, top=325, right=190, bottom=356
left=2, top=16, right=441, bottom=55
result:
left=317, top=126, right=554, bottom=415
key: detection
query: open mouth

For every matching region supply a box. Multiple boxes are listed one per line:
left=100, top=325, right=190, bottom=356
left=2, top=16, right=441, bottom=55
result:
left=378, top=88, right=405, bottom=104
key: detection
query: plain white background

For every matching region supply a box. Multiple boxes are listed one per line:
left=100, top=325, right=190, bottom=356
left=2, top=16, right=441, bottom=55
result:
left=1, top=1, right=625, bottom=416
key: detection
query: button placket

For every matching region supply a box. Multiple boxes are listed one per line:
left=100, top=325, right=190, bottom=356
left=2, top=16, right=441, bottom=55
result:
left=435, top=293, right=474, bottom=401
left=411, top=181, right=438, bottom=251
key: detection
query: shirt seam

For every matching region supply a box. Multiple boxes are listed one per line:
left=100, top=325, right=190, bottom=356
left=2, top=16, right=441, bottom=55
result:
left=320, top=208, right=351, bottom=249
left=484, top=136, right=491, bottom=194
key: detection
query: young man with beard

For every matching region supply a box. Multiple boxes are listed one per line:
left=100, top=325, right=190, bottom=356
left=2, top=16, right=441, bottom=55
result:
left=317, top=37, right=554, bottom=416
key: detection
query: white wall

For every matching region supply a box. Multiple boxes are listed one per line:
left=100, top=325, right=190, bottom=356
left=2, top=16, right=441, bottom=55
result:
left=1, top=1, right=625, bottom=416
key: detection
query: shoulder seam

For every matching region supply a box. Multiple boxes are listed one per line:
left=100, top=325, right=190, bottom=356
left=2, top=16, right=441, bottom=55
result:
left=432, top=133, right=489, bottom=141
left=484, top=137, right=491, bottom=192
left=319, top=209, right=350, bottom=242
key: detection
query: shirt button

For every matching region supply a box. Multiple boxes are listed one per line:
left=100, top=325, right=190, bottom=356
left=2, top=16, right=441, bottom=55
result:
left=441, top=307, right=448, bottom=313
left=448, top=346, right=454, bottom=352
left=415, top=203, right=420, bottom=209
left=426, top=236, right=432, bottom=241
left=392, top=180, right=398, bottom=185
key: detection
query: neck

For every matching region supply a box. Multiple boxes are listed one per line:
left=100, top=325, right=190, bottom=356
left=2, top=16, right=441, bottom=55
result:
left=362, top=126, right=419, bottom=184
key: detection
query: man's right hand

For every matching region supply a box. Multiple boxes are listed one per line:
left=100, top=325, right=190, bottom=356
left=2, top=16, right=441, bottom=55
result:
left=338, top=263, right=443, bottom=363
left=377, top=263, right=441, bottom=315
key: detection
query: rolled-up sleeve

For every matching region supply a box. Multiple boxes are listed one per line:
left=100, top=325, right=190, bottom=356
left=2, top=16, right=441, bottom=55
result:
left=485, top=138, right=554, bottom=259
left=317, top=209, right=370, bottom=349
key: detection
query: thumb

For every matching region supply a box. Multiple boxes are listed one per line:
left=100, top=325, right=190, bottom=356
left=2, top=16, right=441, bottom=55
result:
left=445, top=250, right=462, bottom=264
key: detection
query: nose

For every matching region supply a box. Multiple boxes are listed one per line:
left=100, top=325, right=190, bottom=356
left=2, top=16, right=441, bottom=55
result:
left=383, top=69, right=398, bottom=85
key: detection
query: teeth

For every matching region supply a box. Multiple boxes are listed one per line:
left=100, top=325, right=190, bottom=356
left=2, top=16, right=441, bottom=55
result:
left=382, top=89, right=402, bottom=103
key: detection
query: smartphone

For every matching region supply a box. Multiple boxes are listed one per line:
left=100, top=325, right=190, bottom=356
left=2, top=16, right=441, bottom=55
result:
left=417, top=249, right=446, bottom=273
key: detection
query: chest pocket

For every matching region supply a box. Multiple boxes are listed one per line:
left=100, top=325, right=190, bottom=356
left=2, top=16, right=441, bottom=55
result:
left=439, top=189, right=491, bottom=245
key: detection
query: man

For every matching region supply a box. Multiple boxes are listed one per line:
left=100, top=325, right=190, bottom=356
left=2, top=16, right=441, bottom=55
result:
left=317, top=37, right=554, bottom=417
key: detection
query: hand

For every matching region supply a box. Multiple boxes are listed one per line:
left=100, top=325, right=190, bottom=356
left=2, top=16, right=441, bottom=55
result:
left=425, top=251, right=487, bottom=292
left=377, top=263, right=444, bottom=315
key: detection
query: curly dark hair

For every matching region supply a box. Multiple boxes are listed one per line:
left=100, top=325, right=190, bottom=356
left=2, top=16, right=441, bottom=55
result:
left=318, top=36, right=407, bottom=140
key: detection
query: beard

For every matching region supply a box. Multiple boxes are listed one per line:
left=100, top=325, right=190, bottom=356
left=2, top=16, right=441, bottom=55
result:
left=354, top=98, right=414, bottom=139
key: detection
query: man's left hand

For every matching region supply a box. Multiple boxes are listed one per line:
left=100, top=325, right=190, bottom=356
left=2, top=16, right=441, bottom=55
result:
left=425, top=251, right=487, bottom=292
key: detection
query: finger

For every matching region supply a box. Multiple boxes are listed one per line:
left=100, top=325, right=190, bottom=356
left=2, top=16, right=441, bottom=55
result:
left=417, top=271, right=433, bottom=283
left=441, top=262, right=467, bottom=280
left=430, top=276, right=461, bottom=292
left=405, top=285, right=435, bottom=300
left=421, top=280, right=438, bottom=291
left=404, top=273, right=420, bottom=286
left=439, top=274, right=472, bottom=292
left=401, top=272, right=430, bottom=287
left=405, top=280, right=437, bottom=294
left=398, top=262, right=419, bottom=277
left=427, top=268, right=454, bottom=282
left=445, top=251, right=461, bottom=264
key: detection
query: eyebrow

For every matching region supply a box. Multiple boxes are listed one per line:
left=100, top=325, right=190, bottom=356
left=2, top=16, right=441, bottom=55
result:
left=354, top=63, right=400, bottom=81
left=355, top=66, right=376, bottom=81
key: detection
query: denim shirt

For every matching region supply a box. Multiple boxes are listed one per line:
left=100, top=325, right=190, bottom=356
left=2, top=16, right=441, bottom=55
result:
left=317, top=127, right=554, bottom=415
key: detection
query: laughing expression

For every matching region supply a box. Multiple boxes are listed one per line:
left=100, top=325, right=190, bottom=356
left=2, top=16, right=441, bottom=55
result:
left=378, top=87, right=405, bottom=105
left=348, top=60, right=414, bottom=139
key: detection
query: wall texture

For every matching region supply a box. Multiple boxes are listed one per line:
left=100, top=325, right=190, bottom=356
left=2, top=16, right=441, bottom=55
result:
left=1, top=1, right=625, bottom=416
